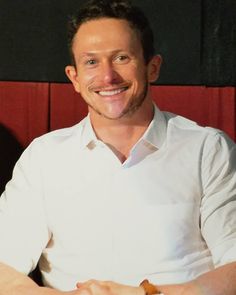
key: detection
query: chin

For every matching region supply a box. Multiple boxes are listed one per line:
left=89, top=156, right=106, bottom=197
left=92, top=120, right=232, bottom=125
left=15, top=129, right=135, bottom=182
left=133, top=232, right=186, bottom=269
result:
left=100, top=112, right=125, bottom=120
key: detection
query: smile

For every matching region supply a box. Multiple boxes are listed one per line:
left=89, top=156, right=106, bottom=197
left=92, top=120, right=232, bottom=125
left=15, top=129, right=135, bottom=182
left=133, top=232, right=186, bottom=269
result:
left=96, top=87, right=128, bottom=97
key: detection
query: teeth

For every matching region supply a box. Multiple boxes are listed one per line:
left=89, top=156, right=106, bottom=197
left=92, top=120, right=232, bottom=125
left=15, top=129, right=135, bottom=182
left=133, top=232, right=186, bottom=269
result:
left=98, top=88, right=125, bottom=96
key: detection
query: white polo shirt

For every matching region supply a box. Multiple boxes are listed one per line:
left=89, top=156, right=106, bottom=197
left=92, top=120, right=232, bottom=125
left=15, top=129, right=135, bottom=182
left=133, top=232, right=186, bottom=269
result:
left=0, top=104, right=236, bottom=291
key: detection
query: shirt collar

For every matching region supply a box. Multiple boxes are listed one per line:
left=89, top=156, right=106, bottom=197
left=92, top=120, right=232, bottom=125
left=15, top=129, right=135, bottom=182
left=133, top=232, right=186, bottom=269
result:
left=80, top=103, right=167, bottom=150
left=81, top=114, right=98, bottom=148
left=141, top=103, right=167, bottom=149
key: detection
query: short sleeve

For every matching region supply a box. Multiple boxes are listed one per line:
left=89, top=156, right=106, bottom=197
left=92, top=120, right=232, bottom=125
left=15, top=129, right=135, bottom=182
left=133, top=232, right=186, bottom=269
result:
left=0, top=140, right=51, bottom=274
left=200, top=131, right=236, bottom=267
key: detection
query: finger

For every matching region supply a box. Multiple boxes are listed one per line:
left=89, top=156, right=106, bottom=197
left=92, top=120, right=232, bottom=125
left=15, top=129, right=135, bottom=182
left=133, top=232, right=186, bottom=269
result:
left=76, top=282, right=83, bottom=288
left=76, top=280, right=103, bottom=290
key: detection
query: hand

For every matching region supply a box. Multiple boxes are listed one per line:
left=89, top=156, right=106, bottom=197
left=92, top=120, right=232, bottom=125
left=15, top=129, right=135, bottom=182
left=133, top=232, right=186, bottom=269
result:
left=75, top=280, right=145, bottom=295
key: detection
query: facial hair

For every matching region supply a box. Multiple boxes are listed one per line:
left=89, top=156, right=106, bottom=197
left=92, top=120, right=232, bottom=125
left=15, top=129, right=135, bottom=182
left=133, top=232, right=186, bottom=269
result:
left=86, top=78, right=149, bottom=121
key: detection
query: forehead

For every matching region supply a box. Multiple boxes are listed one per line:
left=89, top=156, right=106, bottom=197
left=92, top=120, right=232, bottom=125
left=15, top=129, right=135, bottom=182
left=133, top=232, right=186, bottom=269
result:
left=72, top=18, right=141, bottom=53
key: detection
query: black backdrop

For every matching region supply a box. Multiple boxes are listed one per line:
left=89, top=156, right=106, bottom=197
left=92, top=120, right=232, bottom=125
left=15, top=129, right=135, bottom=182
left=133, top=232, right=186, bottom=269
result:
left=0, top=0, right=235, bottom=85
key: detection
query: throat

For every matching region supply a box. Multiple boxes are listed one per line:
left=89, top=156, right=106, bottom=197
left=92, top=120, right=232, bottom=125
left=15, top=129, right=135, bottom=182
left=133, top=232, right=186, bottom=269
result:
left=106, top=143, right=132, bottom=163
left=101, top=126, right=147, bottom=163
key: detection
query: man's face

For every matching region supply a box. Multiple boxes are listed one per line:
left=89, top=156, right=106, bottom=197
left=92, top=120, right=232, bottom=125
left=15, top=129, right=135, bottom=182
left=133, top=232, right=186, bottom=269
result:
left=66, top=18, right=160, bottom=120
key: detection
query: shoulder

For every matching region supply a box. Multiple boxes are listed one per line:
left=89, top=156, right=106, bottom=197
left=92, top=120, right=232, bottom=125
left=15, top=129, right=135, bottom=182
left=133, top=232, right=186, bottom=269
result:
left=19, top=117, right=88, bottom=164
left=38, top=117, right=86, bottom=142
left=164, top=111, right=232, bottom=140
left=164, top=111, right=213, bottom=133
left=31, top=117, right=87, bottom=147
left=162, top=111, right=235, bottom=154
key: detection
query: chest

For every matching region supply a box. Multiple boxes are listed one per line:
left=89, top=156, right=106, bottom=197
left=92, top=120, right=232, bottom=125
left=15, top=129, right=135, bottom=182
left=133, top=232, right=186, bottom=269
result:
left=44, top=146, right=202, bottom=257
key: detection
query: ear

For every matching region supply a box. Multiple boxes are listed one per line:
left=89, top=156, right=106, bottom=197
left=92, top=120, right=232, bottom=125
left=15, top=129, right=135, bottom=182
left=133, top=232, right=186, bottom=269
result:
left=65, top=65, right=81, bottom=93
left=147, top=55, right=162, bottom=83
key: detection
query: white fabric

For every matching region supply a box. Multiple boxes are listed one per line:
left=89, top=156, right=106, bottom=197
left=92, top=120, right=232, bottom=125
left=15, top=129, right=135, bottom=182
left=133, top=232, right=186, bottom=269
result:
left=0, top=104, right=236, bottom=291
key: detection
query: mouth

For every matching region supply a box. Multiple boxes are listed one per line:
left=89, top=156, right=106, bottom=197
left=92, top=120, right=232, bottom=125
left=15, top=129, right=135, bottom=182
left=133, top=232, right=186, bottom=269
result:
left=95, top=86, right=129, bottom=97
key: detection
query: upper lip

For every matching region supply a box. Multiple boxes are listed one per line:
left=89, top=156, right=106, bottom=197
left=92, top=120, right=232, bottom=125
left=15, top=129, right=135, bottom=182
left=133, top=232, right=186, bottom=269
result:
left=91, top=83, right=130, bottom=93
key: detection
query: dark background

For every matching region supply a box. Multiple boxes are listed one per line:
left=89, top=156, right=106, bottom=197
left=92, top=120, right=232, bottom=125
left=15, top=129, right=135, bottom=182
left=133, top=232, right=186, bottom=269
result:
left=0, top=0, right=235, bottom=85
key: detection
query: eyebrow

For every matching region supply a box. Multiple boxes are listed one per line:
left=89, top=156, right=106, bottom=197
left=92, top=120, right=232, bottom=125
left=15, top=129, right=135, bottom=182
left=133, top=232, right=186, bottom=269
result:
left=79, top=49, right=129, bottom=58
left=80, top=52, right=97, bottom=57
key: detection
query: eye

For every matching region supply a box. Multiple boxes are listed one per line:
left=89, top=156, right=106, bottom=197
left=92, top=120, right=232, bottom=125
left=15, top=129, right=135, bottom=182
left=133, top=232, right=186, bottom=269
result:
left=85, top=59, right=97, bottom=66
left=115, top=55, right=129, bottom=63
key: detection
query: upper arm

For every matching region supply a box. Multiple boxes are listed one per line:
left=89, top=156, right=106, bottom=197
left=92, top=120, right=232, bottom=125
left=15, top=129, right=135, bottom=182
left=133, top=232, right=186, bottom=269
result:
left=0, top=141, right=51, bottom=274
left=200, top=132, right=236, bottom=266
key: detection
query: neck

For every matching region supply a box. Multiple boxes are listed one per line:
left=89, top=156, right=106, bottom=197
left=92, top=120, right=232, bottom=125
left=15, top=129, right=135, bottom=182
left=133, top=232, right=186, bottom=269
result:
left=89, top=98, right=154, bottom=163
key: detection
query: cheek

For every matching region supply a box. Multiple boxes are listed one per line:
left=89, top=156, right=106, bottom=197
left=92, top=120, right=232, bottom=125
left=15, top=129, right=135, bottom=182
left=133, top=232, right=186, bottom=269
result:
left=128, top=63, right=147, bottom=80
left=131, top=67, right=148, bottom=86
left=77, top=71, right=96, bottom=90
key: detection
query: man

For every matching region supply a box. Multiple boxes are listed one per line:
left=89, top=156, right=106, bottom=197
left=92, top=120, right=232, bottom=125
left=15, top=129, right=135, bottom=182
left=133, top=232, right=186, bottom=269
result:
left=0, top=0, right=236, bottom=294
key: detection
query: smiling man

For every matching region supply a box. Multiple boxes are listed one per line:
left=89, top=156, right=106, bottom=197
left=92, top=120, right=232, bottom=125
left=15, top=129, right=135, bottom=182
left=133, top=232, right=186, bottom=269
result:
left=0, top=1, right=236, bottom=295
left=65, top=18, right=159, bottom=121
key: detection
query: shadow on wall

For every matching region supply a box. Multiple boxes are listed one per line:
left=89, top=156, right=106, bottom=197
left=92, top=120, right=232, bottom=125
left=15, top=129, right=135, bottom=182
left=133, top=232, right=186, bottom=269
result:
left=0, top=124, right=44, bottom=285
left=0, top=124, right=23, bottom=195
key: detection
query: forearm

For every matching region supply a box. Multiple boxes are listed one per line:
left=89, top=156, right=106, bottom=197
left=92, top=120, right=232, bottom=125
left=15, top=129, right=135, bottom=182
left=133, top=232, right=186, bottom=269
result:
left=194, top=261, right=236, bottom=295
left=158, top=262, right=236, bottom=295
left=0, top=262, right=63, bottom=295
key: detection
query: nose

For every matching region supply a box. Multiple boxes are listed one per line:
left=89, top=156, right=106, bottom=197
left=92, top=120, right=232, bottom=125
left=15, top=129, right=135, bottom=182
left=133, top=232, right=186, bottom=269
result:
left=100, top=61, right=119, bottom=84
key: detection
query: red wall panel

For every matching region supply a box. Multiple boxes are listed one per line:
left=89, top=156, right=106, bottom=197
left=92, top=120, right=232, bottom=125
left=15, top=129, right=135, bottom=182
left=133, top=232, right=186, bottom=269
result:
left=50, top=83, right=236, bottom=141
left=0, top=81, right=50, bottom=147
left=151, top=86, right=236, bottom=140
left=0, top=81, right=235, bottom=193
left=0, top=81, right=50, bottom=193
left=1, top=82, right=235, bottom=146
left=50, top=83, right=88, bottom=131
